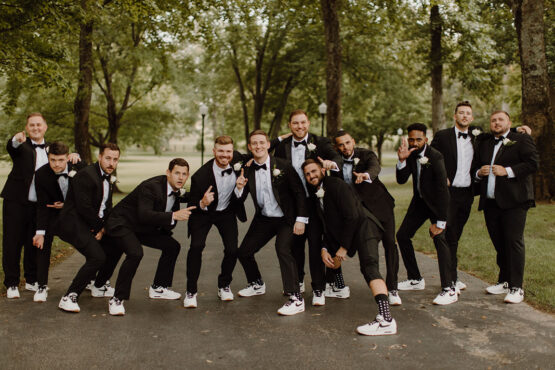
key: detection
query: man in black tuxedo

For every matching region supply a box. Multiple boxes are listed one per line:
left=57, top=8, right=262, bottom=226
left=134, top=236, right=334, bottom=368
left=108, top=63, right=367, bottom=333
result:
left=396, top=123, right=457, bottom=305
left=32, top=141, right=85, bottom=302
left=102, top=158, right=195, bottom=315
left=57, top=143, right=121, bottom=313
left=235, top=129, right=308, bottom=316
left=2, top=113, right=80, bottom=299
left=184, top=136, right=249, bottom=308
left=472, top=111, right=538, bottom=304
left=302, top=159, right=397, bottom=336
left=271, top=109, right=347, bottom=305
left=334, top=131, right=401, bottom=306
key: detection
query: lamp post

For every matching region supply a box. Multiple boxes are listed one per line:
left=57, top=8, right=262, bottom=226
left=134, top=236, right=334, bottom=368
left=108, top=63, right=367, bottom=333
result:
left=397, top=128, right=403, bottom=136
left=318, top=102, right=327, bottom=137
left=200, top=103, right=208, bottom=164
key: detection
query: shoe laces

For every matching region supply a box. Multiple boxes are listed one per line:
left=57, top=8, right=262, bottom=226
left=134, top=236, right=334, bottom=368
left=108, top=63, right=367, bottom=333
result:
left=314, top=290, right=323, bottom=297
left=222, top=286, right=231, bottom=293
left=509, top=288, right=521, bottom=294
left=38, top=286, right=47, bottom=293
left=111, top=297, right=122, bottom=305
left=186, top=292, right=195, bottom=299
left=390, top=290, right=398, bottom=296
left=68, top=293, right=78, bottom=303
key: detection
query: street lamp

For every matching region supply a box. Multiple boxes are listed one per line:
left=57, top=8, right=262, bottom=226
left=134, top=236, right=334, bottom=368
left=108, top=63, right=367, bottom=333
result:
left=318, top=102, right=327, bottom=137
left=200, top=103, right=208, bottom=164
left=397, top=128, right=403, bottom=136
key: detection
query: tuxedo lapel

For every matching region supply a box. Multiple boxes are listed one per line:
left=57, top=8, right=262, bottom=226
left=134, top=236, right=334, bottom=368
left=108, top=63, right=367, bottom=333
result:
left=247, top=164, right=258, bottom=207
left=448, top=128, right=458, bottom=164
left=207, top=160, right=219, bottom=207
left=284, top=138, right=292, bottom=162
left=269, top=156, right=281, bottom=206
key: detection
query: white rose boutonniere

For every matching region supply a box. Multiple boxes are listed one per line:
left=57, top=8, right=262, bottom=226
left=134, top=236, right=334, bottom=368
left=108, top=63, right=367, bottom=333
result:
left=179, top=188, right=186, bottom=197
left=307, top=143, right=316, bottom=152
left=315, top=187, right=325, bottom=198
left=472, top=128, right=482, bottom=136
left=353, top=157, right=360, bottom=166
left=502, top=138, right=516, bottom=146
left=68, top=170, right=77, bottom=178
left=110, top=175, right=117, bottom=184
left=233, top=162, right=242, bottom=171
left=418, top=156, right=430, bottom=167
left=272, top=168, right=281, bottom=177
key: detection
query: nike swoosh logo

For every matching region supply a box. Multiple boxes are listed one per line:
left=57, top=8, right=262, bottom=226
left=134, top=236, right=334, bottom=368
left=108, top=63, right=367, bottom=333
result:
left=253, top=286, right=261, bottom=290
left=410, top=282, right=420, bottom=285
left=295, top=303, right=303, bottom=307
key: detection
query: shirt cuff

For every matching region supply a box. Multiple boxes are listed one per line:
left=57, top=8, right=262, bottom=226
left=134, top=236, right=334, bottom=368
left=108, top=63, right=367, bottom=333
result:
left=475, top=169, right=482, bottom=181
left=363, top=173, right=373, bottom=183
left=296, top=216, right=309, bottom=224
left=199, top=202, right=208, bottom=211
left=397, top=160, right=407, bottom=170
left=436, top=221, right=446, bottom=229
left=170, top=217, right=176, bottom=225
left=12, top=136, right=22, bottom=148
left=330, top=162, right=339, bottom=172
left=234, top=187, right=243, bottom=197
left=36, top=230, right=46, bottom=235
left=505, top=167, right=515, bottom=178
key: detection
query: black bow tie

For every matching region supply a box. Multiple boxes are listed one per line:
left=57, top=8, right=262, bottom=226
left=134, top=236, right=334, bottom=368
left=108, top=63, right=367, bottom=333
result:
left=253, top=163, right=267, bottom=171
left=169, top=190, right=180, bottom=197
left=458, top=132, right=468, bottom=139
left=56, top=173, right=68, bottom=179
left=343, top=158, right=354, bottom=164
left=294, top=140, right=307, bottom=148
left=221, top=168, right=233, bottom=176
left=101, top=174, right=111, bottom=182
left=32, top=143, right=46, bottom=149
left=494, top=137, right=504, bottom=144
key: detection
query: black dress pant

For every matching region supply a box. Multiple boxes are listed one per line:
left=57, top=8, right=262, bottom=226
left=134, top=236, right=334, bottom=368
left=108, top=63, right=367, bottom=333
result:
left=378, top=207, right=400, bottom=291
left=483, top=199, right=528, bottom=288
left=238, top=215, right=299, bottom=294
left=2, top=199, right=37, bottom=287
left=186, top=210, right=238, bottom=294
left=99, top=230, right=181, bottom=300
left=396, top=196, right=453, bottom=288
left=446, top=186, right=474, bottom=281
left=36, top=233, right=55, bottom=286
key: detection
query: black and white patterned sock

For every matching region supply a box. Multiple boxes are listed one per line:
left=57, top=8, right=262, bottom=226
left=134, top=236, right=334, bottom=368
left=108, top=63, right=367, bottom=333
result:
left=375, top=294, right=392, bottom=322
left=334, top=271, right=346, bottom=289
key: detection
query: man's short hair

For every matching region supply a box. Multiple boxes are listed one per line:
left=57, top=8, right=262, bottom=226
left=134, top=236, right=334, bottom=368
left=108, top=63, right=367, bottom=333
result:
left=288, top=109, right=308, bottom=122
left=214, top=135, right=234, bottom=146
left=301, top=158, right=322, bottom=172
left=454, top=101, right=472, bottom=114
left=99, top=142, right=120, bottom=155
left=406, top=123, right=428, bottom=135
left=248, top=129, right=269, bottom=143
left=26, top=112, right=46, bottom=123
left=168, top=158, right=189, bottom=171
left=490, top=110, right=510, bottom=120
left=47, top=141, right=69, bottom=156
left=333, top=130, right=350, bottom=143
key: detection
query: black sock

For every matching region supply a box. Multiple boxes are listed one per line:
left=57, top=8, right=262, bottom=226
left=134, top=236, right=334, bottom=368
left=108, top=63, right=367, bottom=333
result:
left=254, top=278, right=264, bottom=286
left=375, top=294, right=392, bottom=322
left=334, top=271, right=345, bottom=289
left=293, top=292, right=303, bottom=301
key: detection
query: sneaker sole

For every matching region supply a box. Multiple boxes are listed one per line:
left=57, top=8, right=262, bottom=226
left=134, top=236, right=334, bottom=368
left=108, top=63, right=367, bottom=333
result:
left=388, top=301, right=402, bottom=306
left=218, top=296, right=234, bottom=301
left=397, top=286, right=425, bottom=291
left=184, top=305, right=197, bottom=308
left=325, top=294, right=350, bottom=299
left=356, top=328, right=397, bottom=336
left=486, top=290, right=509, bottom=295
left=58, top=306, right=80, bottom=313
left=149, top=295, right=181, bottom=300
left=277, top=308, right=305, bottom=316
left=109, top=312, right=125, bottom=316
left=238, top=292, right=265, bottom=297
left=312, top=301, right=325, bottom=306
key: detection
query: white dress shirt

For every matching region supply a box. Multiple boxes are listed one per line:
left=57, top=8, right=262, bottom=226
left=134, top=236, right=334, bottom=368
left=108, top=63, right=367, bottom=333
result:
left=254, top=157, right=284, bottom=218
left=342, top=153, right=372, bottom=185
left=452, top=127, right=473, bottom=188
left=12, top=137, right=48, bottom=202
left=291, top=135, right=310, bottom=194
left=485, top=131, right=515, bottom=199
left=212, top=161, right=236, bottom=211
left=98, top=168, right=110, bottom=219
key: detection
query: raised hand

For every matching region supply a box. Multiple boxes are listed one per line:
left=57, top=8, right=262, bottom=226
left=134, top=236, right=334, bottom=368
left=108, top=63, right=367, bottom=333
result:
left=352, top=171, right=370, bottom=184
left=14, top=131, right=26, bottom=143
left=279, top=132, right=293, bottom=140
left=397, top=137, right=416, bottom=161
left=318, top=156, right=338, bottom=171
left=235, top=168, right=248, bottom=190
left=33, top=235, right=44, bottom=250
left=173, top=206, right=196, bottom=221
left=68, top=153, right=81, bottom=164
left=200, top=185, right=215, bottom=208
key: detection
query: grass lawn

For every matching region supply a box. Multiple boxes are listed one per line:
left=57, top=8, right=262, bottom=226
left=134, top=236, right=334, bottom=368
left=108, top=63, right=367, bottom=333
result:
left=1, top=152, right=553, bottom=312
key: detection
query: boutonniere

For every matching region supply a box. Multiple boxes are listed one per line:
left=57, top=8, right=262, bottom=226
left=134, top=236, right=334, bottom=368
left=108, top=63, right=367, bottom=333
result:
left=68, top=170, right=77, bottom=178
left=272, top=165, right=283, bottom=180
left=353, top=157, right=360, bottom=166
left=110, top=175, right=117, bottom=184
left=471, top=128, right=482, bottom=136
left=502, top=138, right=516, bottom=146
left=418, top=156, right=431, bottom=167
left=179, top=188, right=186, bottom=197
left=307, top=143, right=317, bottom=152
left=315, top=187, right=325, bottom=198
left=233, top=162, right=242, bottom=172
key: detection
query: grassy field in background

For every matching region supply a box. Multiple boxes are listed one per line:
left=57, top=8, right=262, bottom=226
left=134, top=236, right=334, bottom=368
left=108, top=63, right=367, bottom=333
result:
left=0, top=152, right=553, bottom=312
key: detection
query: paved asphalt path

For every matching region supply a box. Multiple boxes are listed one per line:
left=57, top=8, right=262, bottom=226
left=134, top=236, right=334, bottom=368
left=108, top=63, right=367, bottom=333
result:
left=1, top=198, right=553, bottom=369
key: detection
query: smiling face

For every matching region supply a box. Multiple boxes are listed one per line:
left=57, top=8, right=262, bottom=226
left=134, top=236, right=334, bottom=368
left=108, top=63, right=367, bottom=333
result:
left=48, top=153, right=69, bottom=174
left=213, top=143, right=234, bottom=168
left=166, top=165, right=189, bottom=190
left=288, top=113, right=310, bottom=140
left=303, top=162, right=325, bottom=187
left=248, top=134, right=270, bottom=162
left=335, top=133, right=355, bottom=158
left=454, top=105, right=474, bottom=130
left=98, top=148, right=120, bottom=175
left=26, top=115, right=48, bottom=142
left=490, top=112, right=511, bottom=137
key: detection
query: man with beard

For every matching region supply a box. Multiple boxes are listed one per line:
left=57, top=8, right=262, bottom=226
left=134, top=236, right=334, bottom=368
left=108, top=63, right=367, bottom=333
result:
left=333, top=131, right=401, bottom=306
left=184, top=136, right=249, bottom=308
left=302, top=159, right=397, bottom=336
left=472, top=111, right=538, bottom=303
left=396, top=123, right=455, bottom=305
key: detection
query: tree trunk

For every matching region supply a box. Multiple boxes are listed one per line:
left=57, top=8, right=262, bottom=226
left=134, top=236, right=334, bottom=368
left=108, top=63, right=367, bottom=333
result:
left=320, top=0, right=342, bottom=137
left=512, top=0, right=554, bottom=201
left=268, top=76, right=295, bottom=139
left=376, top=131, right=385, bottom=165
left=73, top=0, right=93, bottom=164
left=430, top=4, right=444, bottom=134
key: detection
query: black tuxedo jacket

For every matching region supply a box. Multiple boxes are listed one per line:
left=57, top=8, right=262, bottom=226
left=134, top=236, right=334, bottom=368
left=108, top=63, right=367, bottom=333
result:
left=35, top=161, right=85, bottom=234
left=1, top=137, right=48, bottom=204
left=396, top=145, right=450, bottom=221
left=471, top=131, right=538, bottom=210
left=188, top=151, right=248, bottom=229
left=342, top=147, right=395, bottom=222
left=239, top=156, right=307, bottom=226
left=311, top=176, right=383, bottom=257
left=58, top=163, right=114, bottom=241
left=271, top=133, right=343, bottom=178
left=105, top=175, right=189, bottom=237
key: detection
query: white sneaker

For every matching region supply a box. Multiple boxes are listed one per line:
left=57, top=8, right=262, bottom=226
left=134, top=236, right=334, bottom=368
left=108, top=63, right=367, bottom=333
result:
left=325, top=284, right=350, bottom=299
left=486, top=282, right=509, bottom=295
left=388, top=290, right=402, bottom=306
left=504, top=288, right=524, bottom=304
left=7, top=286, right=20, bottom=299
left=25, top=282, right=38, bottom=292
left=109, top=297, right=125, bottom=316
left=34, top=286, right=48, bottom=302
left=184, top=292, right=197, bottom=308
left=455, top=280, right=467, bottom=290
left=238, top=282, right=266, bottom=297
left=59, top=293, right=80, bottom=313
left=86, top=280, right=95, bottom=291
left=433, top=288, right=458, bottom=305
left=397, top=278, right=425, bottom=290
left=299, top=282, right=305, bottom=294
left=91, top=283, right=115, bottom=298
left=218, top=286, right=234, bottom=301
left=312, top=290, right=325, bottom=306
left=356, top=315, right=397, bottom=336
left=149, top=286, right=181, bottom=300
left=277, top=295, right=305, bottom=316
